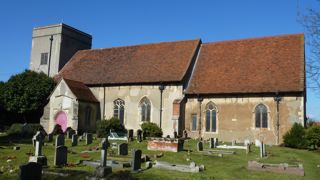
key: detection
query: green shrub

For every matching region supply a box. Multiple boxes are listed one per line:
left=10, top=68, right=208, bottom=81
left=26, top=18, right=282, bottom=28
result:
left=283, top=123, right=308, bottom=149
left=7, top=123, right=23, bottom=136
left=306, top=125, right=320, bottom=149
left=96, top=117, right=127, bottom=137
left=141, top=122, right=162, bottom=137
left=7, top=123, right=45, bottom=137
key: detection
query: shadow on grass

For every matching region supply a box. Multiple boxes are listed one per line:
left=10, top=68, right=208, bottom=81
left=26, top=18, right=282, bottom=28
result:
left=42, top=169, right=91, bottom=180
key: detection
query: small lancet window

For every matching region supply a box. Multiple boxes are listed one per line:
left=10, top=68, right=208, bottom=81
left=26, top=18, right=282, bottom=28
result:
left=113, top=99, right=125, bottom=124
left=205, top=103, right=217, bottom=132
left=139, top=97, right=151, bottom=122
left=255, top=104, right=268, bottom=128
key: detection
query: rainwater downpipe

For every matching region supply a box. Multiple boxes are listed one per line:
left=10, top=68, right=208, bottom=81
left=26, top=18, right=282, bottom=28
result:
left=197, top=95, right=203, bottom=140
left=48, top=35, right=53, bottom=76
left=274, top=92, right=282, bottom=145
left=159, top=84, right=165, bottom=128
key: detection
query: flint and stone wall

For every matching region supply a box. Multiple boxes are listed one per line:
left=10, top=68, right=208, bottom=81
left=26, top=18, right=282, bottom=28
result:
left=90, top=85, right=184, bottom=137
left=184, top=96, right=305, bottom=145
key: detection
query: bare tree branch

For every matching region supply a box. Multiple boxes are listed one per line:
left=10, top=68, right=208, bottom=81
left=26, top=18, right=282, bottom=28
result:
left=299, top=1, right=320, bottom=92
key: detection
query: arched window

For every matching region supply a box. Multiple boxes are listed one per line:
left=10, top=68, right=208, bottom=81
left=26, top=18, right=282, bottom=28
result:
left=85, top=106, right=91, bottom=126
left=113, top=99, right=125, bottom=124
left=139, top=97, right=151, bottom=122
left=255, top=104, right=268, bottom=128
left=205, top=103, right=217, bottom=132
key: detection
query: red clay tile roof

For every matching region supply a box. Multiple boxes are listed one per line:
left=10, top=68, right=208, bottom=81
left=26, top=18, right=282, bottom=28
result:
left=57, top=39, right=201, bottom=85
left=186, top=34, right=305, bottom=94
left=63, top=78, right=98, bottom=102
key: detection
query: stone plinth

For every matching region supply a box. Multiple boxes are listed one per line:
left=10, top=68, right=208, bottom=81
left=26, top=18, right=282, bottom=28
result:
left=29, top=156, right=47, bottom=166
left=95, top=166, right=112, bottom=178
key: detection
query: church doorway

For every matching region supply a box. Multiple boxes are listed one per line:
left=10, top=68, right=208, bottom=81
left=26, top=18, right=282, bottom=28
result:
left=55, top=111, right=68, bottom=132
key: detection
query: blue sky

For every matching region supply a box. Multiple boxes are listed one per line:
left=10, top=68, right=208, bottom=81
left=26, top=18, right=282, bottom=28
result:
left=0, top=0, right=319, bottom=119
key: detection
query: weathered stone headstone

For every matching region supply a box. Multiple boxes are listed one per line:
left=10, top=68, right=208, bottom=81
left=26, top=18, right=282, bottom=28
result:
left=54, top=146, right=68, bottom=166
left=55, top=134, right=65, bottom=147
left=86, top=133, right=93, bottom=145
left=214, top=138, right=218, bottom=147
left=72, top=134, right=78, bottom=146
left=101, top=138, right=108, bottom=167
left=132, top=149, right=142, bottom=171
left=260, top=141, right=264, bottom=158
left=173, top=131, right=178, bottom=139
left=67, top=129, right=75, bottom=139
left=137, top=130, right=142, bottom=142
left=32, top=131, right=44, bottom=147
left=19, top=162, right=42, bottom=180
left=183, top=130, right=188, bottom=139
left=142, top=131, right=147, bottom=140
left=263, top=144, right=267, bottom=157
left=29, top=132, right=47, bottom=166
left=128, top=129, right=134, bottom=141
left=47, top=133, right=53, bottom=142
left=118, top=143, right=128, bottom=155
left=209, top=138, right=215, bottom=148
left=95, top=138, right=112, bottom=178
left=197, top=141, right=203, bottom=151
left=246, top=143, right=251, bottom=154
left=34, top=133, right=43, bottom=156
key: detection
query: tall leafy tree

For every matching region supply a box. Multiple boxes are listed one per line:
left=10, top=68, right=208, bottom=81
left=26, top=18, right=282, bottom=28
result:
left=1, top=70, right=55, bottom=122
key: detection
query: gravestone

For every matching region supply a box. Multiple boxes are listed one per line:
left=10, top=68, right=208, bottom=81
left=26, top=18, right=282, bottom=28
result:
left=47, top=133, right=53, bottom=142
left=173, top=131, right=178, bottom=139
left=214, top=138, right=218, bottom=147
left=209, top=138, right=215, bottom=148
left=101, top=138, right=108, bottom=167
left=55, top=134, right=65, bottom=147
left=118, top=143, right=128, bottom=155
left=183, top=130, right=188, bottom=139
left=137, top=130, right=142, bottom=142
left=128, top=129, right=134, bottom=141
left=72, top=134, right=78, bottom=146
left=260, top=141, right=264, bottom=158
left=263, top=144, right=267, bottom=157
left=95, top=138, right=112, bottom=178
left=246, top=143, right=251, bottom=154
left=54, top=146, right=68, bottom=166
left=197, top=141, right=203, bottom=151
left=86, top=133, right=93, bottom=145
left=67, top=129, right=75, bottom=139
left=142, top=131, right=147, bottom=140
left=132, top=149, right=142, bottom=171
left=32, top=131, right=44, bottom=147
left=29, top=132, right=47, bottom=166
left=19, top=162, right=42, bottom=180
left=232, top=140, right=236, bottom=146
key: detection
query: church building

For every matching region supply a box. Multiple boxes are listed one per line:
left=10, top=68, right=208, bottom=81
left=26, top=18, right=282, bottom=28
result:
left=33, top=24, right=305, bottom=145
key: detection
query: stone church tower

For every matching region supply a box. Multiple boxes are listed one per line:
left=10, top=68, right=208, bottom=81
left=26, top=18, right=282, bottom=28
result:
left=29, top=23, right=92, bottom=77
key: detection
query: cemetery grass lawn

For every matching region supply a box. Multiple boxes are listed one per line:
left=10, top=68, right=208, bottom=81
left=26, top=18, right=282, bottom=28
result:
left=0, top=134, right=320, bottom=180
